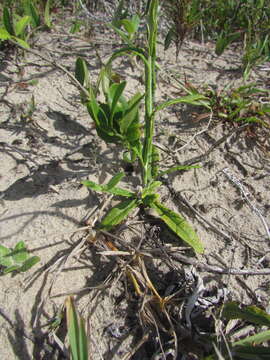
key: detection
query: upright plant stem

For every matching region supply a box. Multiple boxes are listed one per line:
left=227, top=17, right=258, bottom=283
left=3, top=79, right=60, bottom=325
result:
left=142, top=0, right=158, bottom=186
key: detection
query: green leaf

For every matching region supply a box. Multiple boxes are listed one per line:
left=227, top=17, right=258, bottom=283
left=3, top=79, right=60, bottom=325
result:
left=87, top=99, right=108, bottom=129
left=3, top=265, right=21, bottom=274
left=19, top=256, right=40, bottom=272
left=111, top=0, right=125, bottom=27
left=131, top=14, right=140, bottom=32
left=28, top=1, right=41, bottom=28
left=99, top=198, right=139, bottom=230
left=11, top=36, right=30, bottom=48
left=142, top=181, right=161, bottom=198
left=158, top=164, right=201, bottom=177
left=120, top=19, right=134, bottom=35
left=150, top=201, right=204, bottom=253
left=155, top=94, right=210, bottom=113
left=14, top=15, right=30, bottom=36
left=119, top=92, right=143, bottom=134
left=150, top=145, right=159, bottom=179
left=75, top=58, right=89, bottom=88
left=78, top=316, right=88, bottom=360
left=0, top=244, right=10, bottom=258
left=164, top=27, right=175, bottom=51
left=44, top=0, right=52, bottom=28
left=120, top=15, right=140, bottom=37
left=106, top=172, right=125, bottom=189
left=108, top=24, right=133, bottom=46
left=13, top=241, right=28, bottom=263
left=108, top=81, right=126, bottom=121
left=70, top=20, right=82, bottom=34
left=82, top=180, right=135, bottom=198
left=222, top=302, right=270, bottom=327
left=107, top=46, right=148, bottom=70
left=233, top=345, right=270, bottom=359
left=0, top=28, right=12, bottom=40
left=234, top=330, right=270, bottom=347
left=3, top=7, right=14, bottom=35
left=66, top=296, right=89, bottom=360
left=215, top=31, right=241, bottom=56
left=0, top=245, right=12, bottom=267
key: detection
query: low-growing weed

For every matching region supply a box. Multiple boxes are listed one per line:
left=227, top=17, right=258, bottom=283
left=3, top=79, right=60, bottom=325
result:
left=0, top=0, right=52, bottom=48
left=206, top=302, right=270, bottom=359
left=205, top=83, right=270, bottom=128
left=76, top=0, right=209, bottom=254
left=0, top=241, right=40, bottom=275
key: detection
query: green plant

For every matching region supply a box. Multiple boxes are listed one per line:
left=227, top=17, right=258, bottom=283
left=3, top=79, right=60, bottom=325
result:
left=65, top=296, right=88, bottom=360
left=0, top=241, right=40, bottom=275
left=206, top=83, right=270, bottom=128
left=162, top=0, right=270, bottom=78
left=0, top=7, right=31, bottom=48
left=163, top=0, right=201, bottom=57
left=76, top=0, right=209, bottom=253
left=0, top=0, right=52, bottom=48
left=206, top=302, right=270, bottom=360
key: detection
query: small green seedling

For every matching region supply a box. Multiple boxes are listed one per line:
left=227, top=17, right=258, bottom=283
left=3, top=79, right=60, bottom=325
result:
left=75, top=0, right=209, bottom=254
left=206, top=83, right=270, bottom=128
left=0, top=7, right=31, bottom=48
left=206, top=302, right=270, bottom=359
left=221, top=302, right=270, bottom=360
left=0, top=0, right=52, bottom=48
left=0, top=241, right=40, bottom=275
left=65, top=296, right=88, bottom=360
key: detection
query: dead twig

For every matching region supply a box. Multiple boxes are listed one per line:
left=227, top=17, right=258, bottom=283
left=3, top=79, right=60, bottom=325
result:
left=169, top=252, right=270, bottom=275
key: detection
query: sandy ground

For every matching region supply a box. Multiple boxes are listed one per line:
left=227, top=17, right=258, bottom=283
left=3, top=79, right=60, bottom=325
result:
left=0, top=10, right=270, bottom=360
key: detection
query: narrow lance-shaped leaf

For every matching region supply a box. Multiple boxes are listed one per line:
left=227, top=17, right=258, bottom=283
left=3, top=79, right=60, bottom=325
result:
left=150, top=201, right=204, bottom=253
left=120, top=15, right=140, bottom=38
left=82, top=180, right=135, bottom=198
left=158, top=165, right=201, bottom=177
left=155, top=94, right=211, bottom=113
left=106, top=172, right=125, bottom=190
left=0, top=245, right=12, bottom=267
left=14, top=16, right=30, bottom=37
left=107, top=46, right=148, bottom=70
left=109, top=24, right=134, bottom=46
left=65, top=296, right=88, bottom=360
left=109, top=81, right=126, bottom=122
left=233, top=344, right=270, bottom=359
left=164, top=27, right=175, bottom=51
left=215, top=31, right=241, bottom=56
left=20, top=256, right=40, bottom=272
left=99, top=198, right=139, bottom=230
left=222, top=302, right=270, bottom=327
left=119, top=92, right=144, bottom=134
left=3, top=7, right=14, bottom=35
left=233, top=330, right=270, bottom=347
left=44, top=0, right=52, bottom=28
left=28, top=1, right=41, bottom=28
left=11, top=36, right=30, bottom=48
left=3, top=265, right=21, bottom=274
left=0, top=28, right=12, bottom=40
left=12, top=241, right=28, bottom=263
left=78, top=316, right=88, bottom=360
left=75, top=58, right=89, bottom=88
left=142, top=181, right=161, bottom=198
